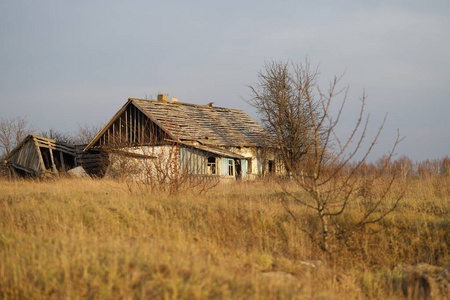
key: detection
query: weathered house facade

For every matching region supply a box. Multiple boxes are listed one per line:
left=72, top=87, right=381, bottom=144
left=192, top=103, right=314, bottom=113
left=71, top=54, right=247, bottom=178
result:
left=84, top=95, right=283, bottom=180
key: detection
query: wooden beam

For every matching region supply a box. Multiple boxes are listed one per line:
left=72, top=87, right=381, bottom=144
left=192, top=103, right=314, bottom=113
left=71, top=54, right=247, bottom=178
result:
left=49, top=149, right=57, bottom=174
left=125, top=108, right=128, bottom=142
left=35, top=140, right=46, bottom=173
left=8, top=163, right=38, bottom=176
left=119, top=115, right=122, bottom=143
left=112, top=122, right=115, bottom=143
left=133, top=105, right=136, bottom=144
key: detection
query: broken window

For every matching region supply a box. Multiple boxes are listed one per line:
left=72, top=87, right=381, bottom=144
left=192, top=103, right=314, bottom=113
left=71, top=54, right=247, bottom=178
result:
left=228, top=159, right=234, bottom=176
left=207, top=156, right=216, bottom=175
left=247, top=159, right=252, bottom=174
left=268, top=160, right=275, bottom=173
left=235, top=159, right=241, bottom=179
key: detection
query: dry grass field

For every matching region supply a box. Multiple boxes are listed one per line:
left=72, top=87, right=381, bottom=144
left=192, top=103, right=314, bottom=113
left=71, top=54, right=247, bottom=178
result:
left=0, top=176, right=449, bottom=299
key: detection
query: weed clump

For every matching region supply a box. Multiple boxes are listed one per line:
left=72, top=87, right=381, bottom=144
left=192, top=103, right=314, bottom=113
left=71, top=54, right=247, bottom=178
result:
left=0, top=177, right=449, bottom=299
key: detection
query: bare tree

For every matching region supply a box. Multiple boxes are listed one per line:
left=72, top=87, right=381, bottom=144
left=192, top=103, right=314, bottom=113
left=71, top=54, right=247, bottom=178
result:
left=40, top=129, right=73, bottom=145
left=40, top=123, right=102, bottom=146
left=249, top=60, right=324, bottom=175
left=0, top=116, right=33, bottom=159
left=250, top=60, right=404, bottom=253
left=71, top=122, right=102, bottom=145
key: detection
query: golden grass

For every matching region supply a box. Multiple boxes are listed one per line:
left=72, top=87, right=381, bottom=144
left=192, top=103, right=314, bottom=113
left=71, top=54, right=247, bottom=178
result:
left=0, top=177, right=448, bottom=299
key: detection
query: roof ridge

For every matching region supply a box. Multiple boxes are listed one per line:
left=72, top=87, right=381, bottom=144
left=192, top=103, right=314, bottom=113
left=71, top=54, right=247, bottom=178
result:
left=128, top=97, right=244, bottom=112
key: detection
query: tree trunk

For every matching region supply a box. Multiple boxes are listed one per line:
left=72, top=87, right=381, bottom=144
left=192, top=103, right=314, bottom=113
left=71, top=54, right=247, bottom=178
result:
left=319, top=212, right=329, bottom=252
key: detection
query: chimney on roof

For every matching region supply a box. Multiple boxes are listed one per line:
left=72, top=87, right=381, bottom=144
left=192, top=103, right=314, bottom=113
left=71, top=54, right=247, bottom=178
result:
left=171, top=97, right=178, bottom=104
left=157, top=94, right=168, bottom=103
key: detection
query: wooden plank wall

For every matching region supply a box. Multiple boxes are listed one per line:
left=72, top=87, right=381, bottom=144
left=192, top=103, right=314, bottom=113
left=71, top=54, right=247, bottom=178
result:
left=8, top=139, right=43, bottom=174
left=34, top=136, right=76, bottom=155
left=7, top=136, right=77, bottom=175
left=74, top=145, right=106, bottom=176
left=96, top=104, right=165, bottom=148
left=180, top=146, right=207, bottom=175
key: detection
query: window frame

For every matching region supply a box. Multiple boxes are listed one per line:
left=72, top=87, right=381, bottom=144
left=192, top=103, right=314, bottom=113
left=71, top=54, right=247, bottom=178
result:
left=228, top=159, right=234, bottom=176
left=207, top=156, right=217, bottom=175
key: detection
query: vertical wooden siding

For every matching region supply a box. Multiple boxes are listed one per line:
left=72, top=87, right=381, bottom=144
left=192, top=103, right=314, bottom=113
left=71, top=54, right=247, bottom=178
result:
left=180, top=146, right=207, bottom=175
left=96, top=104, right=165, bottom=147
left=241, top=159, right=247, bottom=178
left=8, top=139, right=44, bottom=173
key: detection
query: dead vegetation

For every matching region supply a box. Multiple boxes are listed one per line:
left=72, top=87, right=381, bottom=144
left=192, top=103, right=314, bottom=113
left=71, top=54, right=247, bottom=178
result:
left=0, top=176, right=448, bottom=299
left=0, top=116, right=33, bottom=159
left=249, top=60, right=405, bottom=254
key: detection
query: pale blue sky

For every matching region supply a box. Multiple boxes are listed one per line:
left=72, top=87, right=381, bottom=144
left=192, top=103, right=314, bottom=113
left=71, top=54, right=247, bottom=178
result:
left=1, top=0, right=449, bottom=161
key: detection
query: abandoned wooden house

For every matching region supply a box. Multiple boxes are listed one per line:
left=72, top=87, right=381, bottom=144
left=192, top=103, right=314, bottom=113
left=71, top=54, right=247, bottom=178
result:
left=84, top=95, right=283, bottom=180
left=4, top=135, right=78, bottom=177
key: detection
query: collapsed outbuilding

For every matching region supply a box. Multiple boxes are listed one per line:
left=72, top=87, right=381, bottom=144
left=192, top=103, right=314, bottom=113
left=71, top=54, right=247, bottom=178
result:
left=4, top=135, right=77, bottom=177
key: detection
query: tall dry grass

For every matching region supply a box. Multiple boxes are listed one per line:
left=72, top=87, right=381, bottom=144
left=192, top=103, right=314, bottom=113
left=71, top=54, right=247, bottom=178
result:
left=0, top=176, right=448, bottom=299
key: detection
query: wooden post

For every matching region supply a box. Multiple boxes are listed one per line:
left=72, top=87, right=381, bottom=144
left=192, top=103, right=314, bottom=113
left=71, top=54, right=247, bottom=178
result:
left=125, top=108, right=128, bottom=141
left=59, top=151, right=66, bottom=171
left=35, top=140, right=46, bottom=173
left=74, top=148, right=78, bottom=167
left=112, top=122, right=115, bottom=142
left=119, top=116, right=122, bottom=143
left=49, top=148, right=58, bottom=174
left=133, top=105, right=136, bottom=144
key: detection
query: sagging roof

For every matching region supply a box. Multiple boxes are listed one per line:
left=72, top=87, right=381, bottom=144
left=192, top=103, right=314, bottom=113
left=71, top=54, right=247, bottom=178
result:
left=5, top=135, right=76, bottom=175
left=85, top=98, right=276, bottom=151
left=5, top=135, right=76, bottom=161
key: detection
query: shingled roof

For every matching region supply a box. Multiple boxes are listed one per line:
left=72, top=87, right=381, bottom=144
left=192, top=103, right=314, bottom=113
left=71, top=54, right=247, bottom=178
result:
left=85, top=98, right=276, bottom=150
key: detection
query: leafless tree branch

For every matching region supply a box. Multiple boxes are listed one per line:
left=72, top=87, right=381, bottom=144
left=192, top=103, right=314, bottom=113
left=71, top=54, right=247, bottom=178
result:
left=249, top=59, right=405, bottom=253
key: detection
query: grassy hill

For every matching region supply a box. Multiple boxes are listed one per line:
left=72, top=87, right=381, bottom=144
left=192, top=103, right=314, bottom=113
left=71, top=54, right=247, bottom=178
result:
left=0, top=177, right=448, bottom=299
